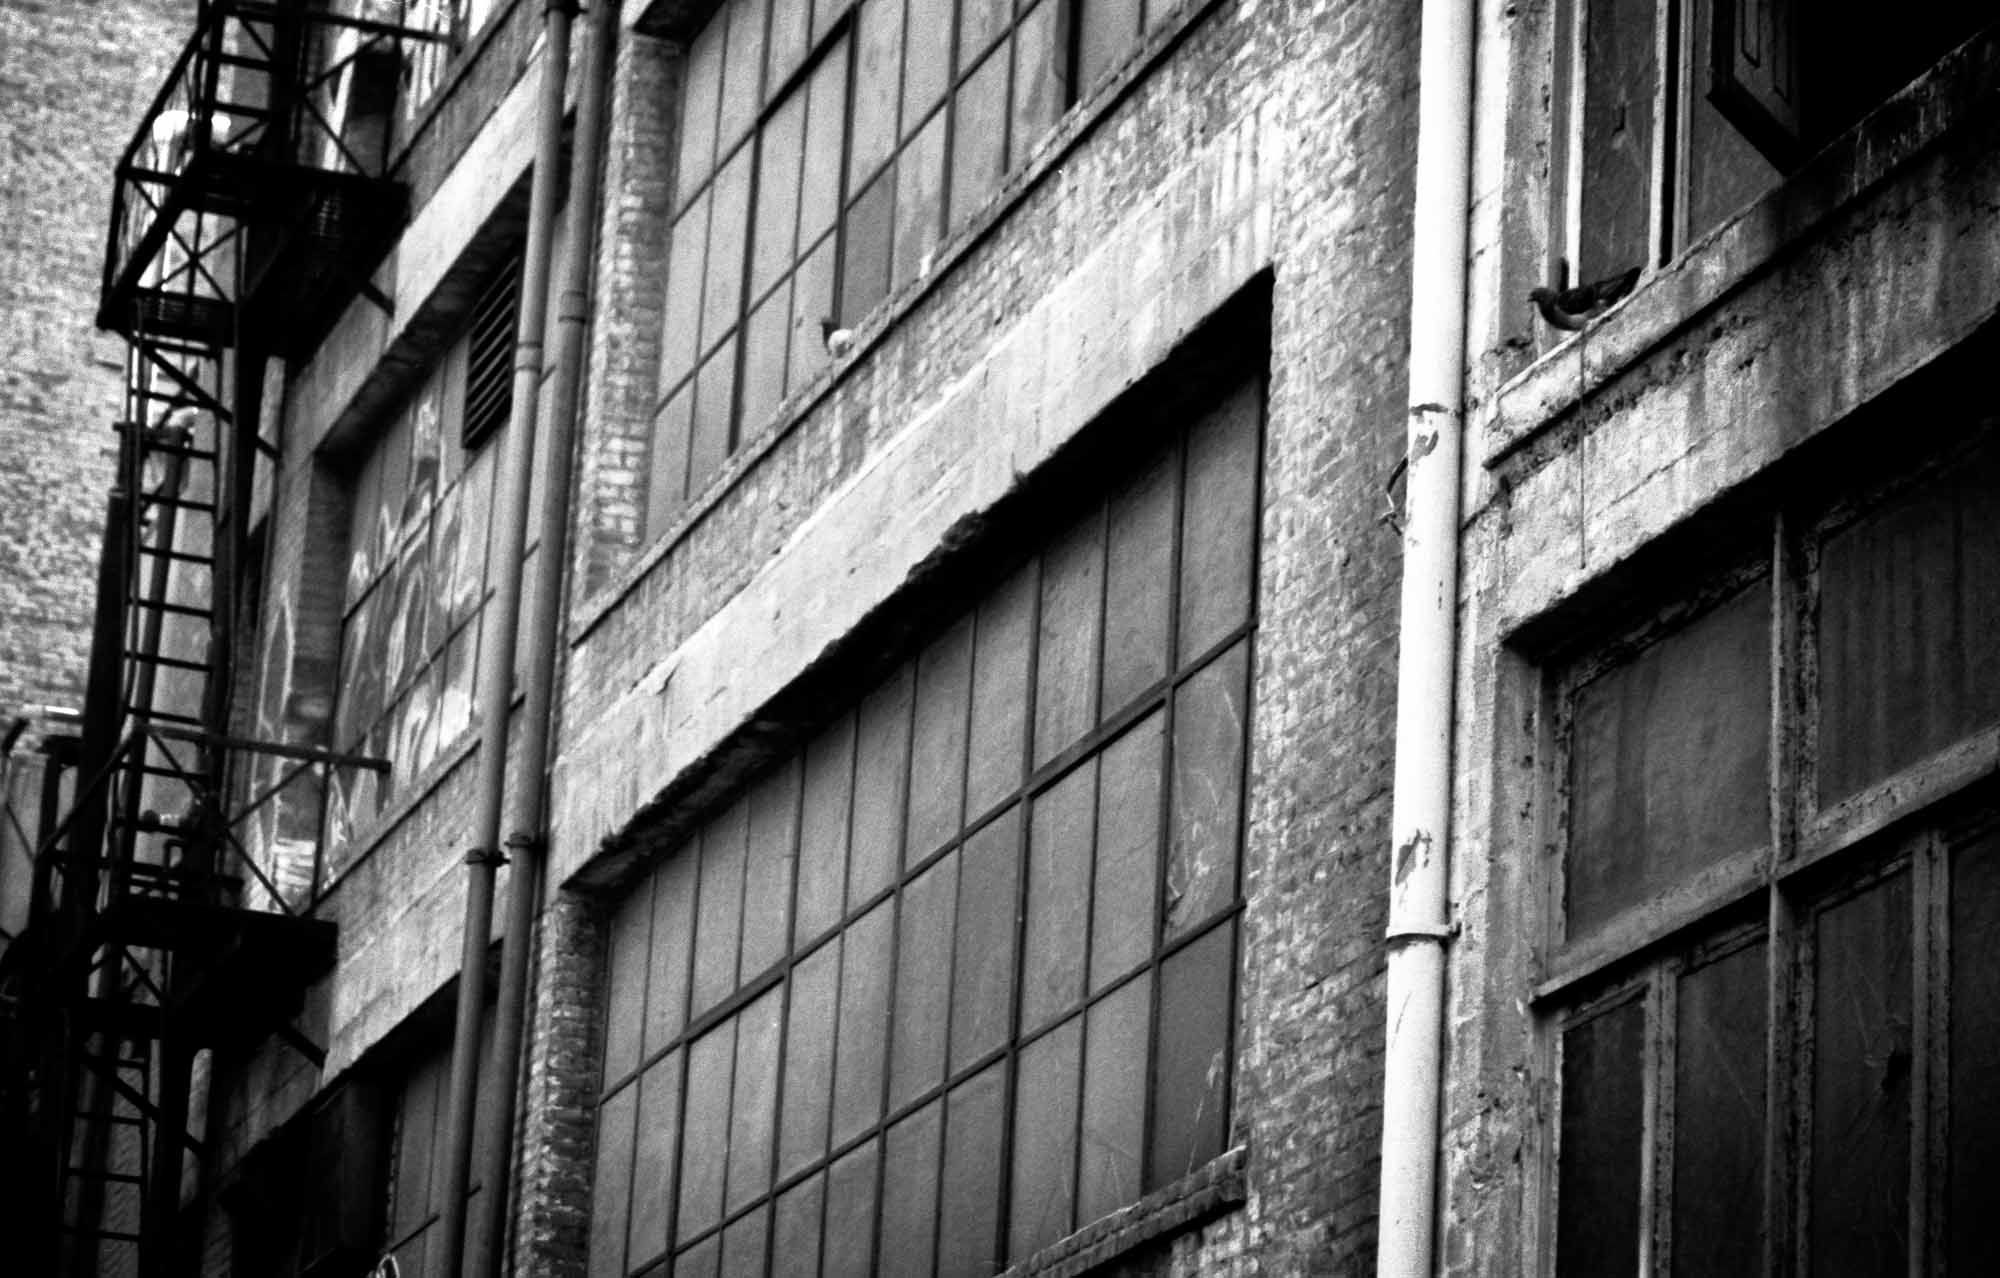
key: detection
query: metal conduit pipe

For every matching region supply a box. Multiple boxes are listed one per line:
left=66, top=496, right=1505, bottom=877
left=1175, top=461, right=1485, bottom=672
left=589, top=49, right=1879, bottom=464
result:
left=434, top=2, right=575, bottom=1273
left=1376, top=0, right=1474, bottom=1274
left=472, top=0, right=614, bottom=1269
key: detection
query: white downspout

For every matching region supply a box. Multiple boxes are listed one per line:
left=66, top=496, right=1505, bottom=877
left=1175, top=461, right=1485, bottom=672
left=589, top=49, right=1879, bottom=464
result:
left=1377, top=0, right=1474, bottom=1274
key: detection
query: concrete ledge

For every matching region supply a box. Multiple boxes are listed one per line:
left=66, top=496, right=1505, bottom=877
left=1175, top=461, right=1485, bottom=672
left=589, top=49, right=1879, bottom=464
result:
left=550, top=100, right=1284, bottom=886
left=1001, top=1146, right=1249, bottom=1278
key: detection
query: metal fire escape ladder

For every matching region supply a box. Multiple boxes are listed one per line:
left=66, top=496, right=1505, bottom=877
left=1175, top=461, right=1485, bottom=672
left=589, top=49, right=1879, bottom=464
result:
left=0, top=5, right=441, bottom=1275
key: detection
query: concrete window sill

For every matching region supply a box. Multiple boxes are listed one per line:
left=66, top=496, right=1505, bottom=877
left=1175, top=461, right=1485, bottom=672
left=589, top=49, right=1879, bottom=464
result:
left=1000, top=1146, right=1249, bottom=1278
left=1484, top=23, right=2000, bottom=469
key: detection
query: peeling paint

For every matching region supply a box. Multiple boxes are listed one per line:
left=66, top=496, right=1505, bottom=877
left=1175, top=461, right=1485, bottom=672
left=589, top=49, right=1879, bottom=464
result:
left=1395, top=827, right=1434, bottom=885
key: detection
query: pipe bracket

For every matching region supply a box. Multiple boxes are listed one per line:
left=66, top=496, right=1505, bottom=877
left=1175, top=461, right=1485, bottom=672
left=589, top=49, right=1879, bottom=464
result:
left=1384, top=920, right=1458, bottom=948
left=464, top=845, right=509, bottom=867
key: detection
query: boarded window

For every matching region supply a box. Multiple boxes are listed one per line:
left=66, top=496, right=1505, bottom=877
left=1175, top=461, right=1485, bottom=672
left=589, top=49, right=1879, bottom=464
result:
left=590, top=377, right=1261, bottom=1275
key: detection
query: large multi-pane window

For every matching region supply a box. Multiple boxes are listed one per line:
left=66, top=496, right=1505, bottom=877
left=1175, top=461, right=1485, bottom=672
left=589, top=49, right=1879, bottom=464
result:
left=594, top=374, right=1261, bottom=1277
left=1543, top=433, right=2000, bottom=1275
left=647, top=0, right=1180, bottom=536
left=378, top=1013, right=504, bottom=1278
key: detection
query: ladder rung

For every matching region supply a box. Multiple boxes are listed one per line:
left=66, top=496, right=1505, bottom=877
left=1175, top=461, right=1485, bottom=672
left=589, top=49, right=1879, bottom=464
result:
left=123, top=651, right=212, bottom=674
left=125, top=706, right=204, bottom=727
left=70, top=1111, right=146, bottom=1129
left=135, top=545, right=214, bottom=567
left=62, top=1226, right=143, bottom=1243
left=124, top=597, right=211, bottom=619
left=137, top=493, right=215, bottom=514
left=139, top=442, right=218, bottom=463
left=66, top=1168, right=145, bottom=1186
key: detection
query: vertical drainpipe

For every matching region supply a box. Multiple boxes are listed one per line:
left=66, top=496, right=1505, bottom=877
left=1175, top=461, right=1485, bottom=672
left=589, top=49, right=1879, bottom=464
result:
left=472, top=0, right=615, bottom=1270
left=435, top=3, right=575, bottom=1275
left=1377, top=0, right=1474, bottom=1275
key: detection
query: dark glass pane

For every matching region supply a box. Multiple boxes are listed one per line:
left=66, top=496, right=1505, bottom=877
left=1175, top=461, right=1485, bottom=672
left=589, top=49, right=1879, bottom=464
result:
left=1166, top=642, right=1248, bottom=942
left=676, top=15, right=726, bottom=204
left=1009, top=1, right=1070, bottom=172
left=717, top=0, right=770, bottom=155
left=391, top=1053, right=442, bottom=1237
left=1685, top=0, right=1781, bottom=247
left=1076, top=0, right=1140, bottom=89
left=751, top=88, right=807, bottom=299
left=1569, top=584, right=1770, bottom=939
left=967, top=566, right=1034, bottom=820
left=688, top=337, right=739, bottom=495
left=1577, top=0, right=1656, bottom=282
left=1672, top=940, right=1765, bottom=1278
left=798, top=41, right=850, bottom=253
left=907, top=619, right=973, bottom=863
left=951, top=806, right=1021, bottom=1071
left=771, top=1172, right=825, bottom=1278
left=661, top=196, right=710, bottom=394
left=891, top=109, right=947, bottom=292
left=841, top=167, right=895, bottom=324
left=796, top=713, right=854, bottom=945
left=822, top=1140, right=879, bottom=1278
left=848, top=0, right=904, bottom=187
left=939, top=1063, right=1005, bottom=1277
left=890, top=850, right=959, bottom=1110
left=779, top=939, right=841, bottom=1178
left=1177, top=381, right=1259, bottom=661
left=728, top=988, right=784, bottom=1212
left=739, top=280, right=794, bottom=437
left=901, top=0, right=952, bottom=129
left=742, top=760, right=800, bottom=982
left=644, top=846, right=698, bottom=1054
left=833, top=902, right=894, bottom=1145
left=879, top=1102, right=942, bottom=1278
left=1555, top=997, right=1644, bottom=1278
left=1811, top=873, right=1911, bottom=1277
left=1951, top=830, right=2000, bottom=1274
left=1034, top=508, right=1106, bottom=768
left=720, top=1205, right=769, bottom=1278
left=1818, top=444, right=2000, bottom=804
left=588, top=1085, right=636, bottom=1278
left=948, top=46, right=1008, bottom=235
left=1079, top=974, right=1148, bottom=1222
left=1023, top=761, right=1095, bottom=1032
left=850, top=665, right=913, bottom=908
left=604, top=878, right=653, bottom=1085
left=1010, top=1018, right=1080, bottom=1260
left=1148, top=920, right=1232, bottom=1188
left=646, top=386, right=694, bottom=535
left=702, top=148, right=753, bottom=348
left=1092, top=714, right=1162, bottom=992
left=1102, top=450, right=1176, bottom=718
left=628, top=1051, right=684, bottom=1271
left=694, top=803, right=750, bottom=1015
left=678, top=1022, right=737, bottom=1242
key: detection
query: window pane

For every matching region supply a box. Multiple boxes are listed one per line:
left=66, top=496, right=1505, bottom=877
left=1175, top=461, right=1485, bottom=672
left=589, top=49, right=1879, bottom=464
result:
left=588, top=1085, right=637, bottom=1278
left=797, top=714, right=855, bottom=944
left=891, top=106, right=947, bottom=293
left=1009, top=0, right=1071, bottom=171
left=628, top=1051, right=684, bottom=1271
left=1810, top=872, right=1911, bottom=1278
left=751, top=89, right=806, bottom=301
left=1817, top=443, right=2000, bottom=804
left=778, top=938, right=841, bottom=1177
left=718, top=0, right=771, bottom=156
left=678, top=1235, right=720, bottom=1278
left=849, top=0, right=904, bottom=189
left=1177, top=380, right=1259, bottom=660
left=688, top=336, right=739, bottom=495
left=678, top=1022, right=736, bottom=1241
left=1103, top=449, right=1176, bottom=717
left=957, top=0, right=1009, bottom=73
left=1569, top=583, right=1769, bottom=939
left=889, top=849, right=958, bottom=1110
left=1093, top=714, right=1162, bottom=991
left=645, top=847, right=698, bottom=1053
left=1148, top=920, right=1232, bottom=1188
left=1076, top=0, right=1140, bottom=89
left=1010, top=1018, right=1080, bottom=1260
left=1034, top=508, right=1105, bottom=768
left=661, top=197, right=710, bottom=394
left=1950, top=830, right=2000, bottom=1274
left=604, top=879, right=652, bottom=1085
left=677, top=17, right=727, bottom=205
left=951, top=806, right=1021, bottom=1071
left=741, top=278, right=793, bottom=436
left=1577, top=0, right=1656, bottom=281
left=742, top=759, right=800, bottom=981
left=1079, top=974, right=1148, bottom=1223
left=788, top=233, right=838, bottom=391
left=701, top=148, right=754, bottom=349
left=693, top=802, right=750, bottom=1015
left=720, top=1205, right=769, bottom=1278
left=821, top=1140, right=879, bottom=1278
left=900, top=0, right=952, bottom=130
left=841, top=166, right=895, bottom=323
left=767, top=0, right=812, bottom=90
left=1685, top=0, right=1782, bottom=246
left=1555, top=997, right=1644, bottom=1278
left=798, top=42, right=850, bottom=253
left=727, top=988, right=783, bottom=1212
left=1166, top=641, right=1248, bottom=942
left=967, top=565, right=1033, bottom=820
left=771, top=1173, right=825, bottom=1278
left=832, top=902, right=894, bottom=1145
left=907, top=619, right=973, bottom=863
left=850, top=665, right=913, bottom=908
left=1023, top=760, right=1095, bottom=1032
left=939, top=1063, right=1005, bottom=1277
left=878, top=1102, right=941, bottom=1278
left=647, top=385, right=695, bottom=535
left=948, top=44, right=1009, bottom=235
left=1672, top=940, right=1765, bottom=1278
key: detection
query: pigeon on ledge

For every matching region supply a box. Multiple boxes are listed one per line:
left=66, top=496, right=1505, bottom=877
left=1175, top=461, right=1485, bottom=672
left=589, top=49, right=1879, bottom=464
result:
left=1529, top=266, right=1642, bottom=332
left=821, top=318, right=856, bottom=358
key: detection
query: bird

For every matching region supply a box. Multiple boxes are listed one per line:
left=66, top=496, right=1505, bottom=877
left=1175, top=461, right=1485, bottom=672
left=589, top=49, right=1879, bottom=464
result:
left=820, top=317, right=855, bottom=358
left=1529, top=265, right=1642, bottom=332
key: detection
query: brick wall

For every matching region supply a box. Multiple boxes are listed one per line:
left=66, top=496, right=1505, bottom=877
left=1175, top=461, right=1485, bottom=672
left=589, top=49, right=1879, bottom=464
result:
left=0, top=0, right=186, bottom=736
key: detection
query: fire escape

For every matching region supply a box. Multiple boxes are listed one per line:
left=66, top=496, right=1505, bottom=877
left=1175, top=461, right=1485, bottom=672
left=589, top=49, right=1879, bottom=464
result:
left=0, top=3, right=448, bottom=1274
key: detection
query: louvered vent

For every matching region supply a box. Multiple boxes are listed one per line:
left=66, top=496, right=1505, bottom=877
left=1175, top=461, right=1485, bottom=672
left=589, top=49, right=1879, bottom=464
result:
left=462, top=252, right=520, bottom=451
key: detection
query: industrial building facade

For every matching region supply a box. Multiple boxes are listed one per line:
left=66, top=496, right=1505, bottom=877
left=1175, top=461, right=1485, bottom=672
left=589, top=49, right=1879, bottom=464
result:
left=0, top=1, right=1994, bottom=1277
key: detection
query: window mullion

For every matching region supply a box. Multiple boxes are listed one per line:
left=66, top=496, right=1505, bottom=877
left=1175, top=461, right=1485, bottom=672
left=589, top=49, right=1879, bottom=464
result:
left=1642, top=962, right=1672, bottom=1277
left=1645, top=0, right=1675, bottom=269
left=1913, top=830, right=1947, bottom=1274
